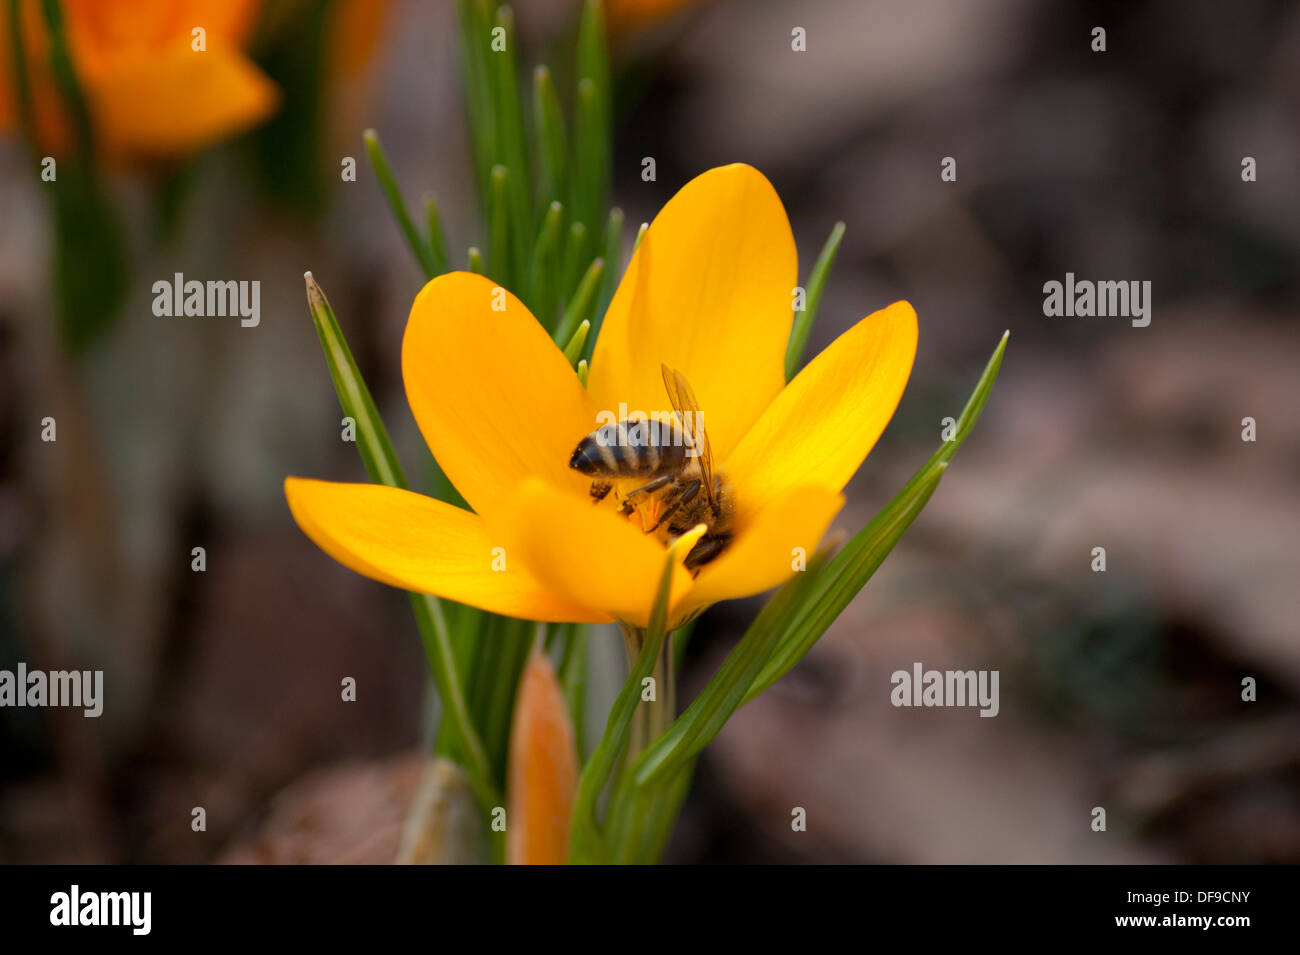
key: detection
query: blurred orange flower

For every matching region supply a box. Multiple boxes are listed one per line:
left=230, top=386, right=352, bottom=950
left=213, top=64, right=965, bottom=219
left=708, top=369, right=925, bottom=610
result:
left=0, top=0, right=277, bottom=159
left=607, top=0, right=706, bottom=33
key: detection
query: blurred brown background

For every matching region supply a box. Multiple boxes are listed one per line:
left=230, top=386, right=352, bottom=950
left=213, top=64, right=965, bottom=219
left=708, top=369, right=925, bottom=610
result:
left=1, top=0, right=1297, bottom=863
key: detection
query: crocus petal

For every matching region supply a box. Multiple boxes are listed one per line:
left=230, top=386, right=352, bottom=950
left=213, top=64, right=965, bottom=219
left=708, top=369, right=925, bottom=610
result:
left=402, top=272, right=599, bottom=519
left=491, top=478, right=694, bottom=628
left=507, top=653, right=579, bottom=866
left=285, top=477, right=609, bottom=624
left=588, top=163, right=797, bottom=461
left=724, top=301, right=918, bottom=520
left=89, top=48, right=277, bottom=156
left=674, top=486, right=844, bottom=618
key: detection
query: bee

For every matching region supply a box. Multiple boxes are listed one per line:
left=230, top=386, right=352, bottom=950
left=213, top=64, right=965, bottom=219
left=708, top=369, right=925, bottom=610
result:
left=569, top=365, right=733, bottom=571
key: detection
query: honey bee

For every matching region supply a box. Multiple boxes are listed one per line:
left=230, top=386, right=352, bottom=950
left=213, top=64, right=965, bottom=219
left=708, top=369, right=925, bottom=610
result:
left=569, top=365, right=733, bottom=571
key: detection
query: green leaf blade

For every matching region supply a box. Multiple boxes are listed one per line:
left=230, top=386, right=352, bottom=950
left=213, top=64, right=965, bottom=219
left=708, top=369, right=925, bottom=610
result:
left=785, top=221, right=845, bottom=381
left=302, top=273, right=497, bottom=813
left=363, top=129, right=438, bottom=279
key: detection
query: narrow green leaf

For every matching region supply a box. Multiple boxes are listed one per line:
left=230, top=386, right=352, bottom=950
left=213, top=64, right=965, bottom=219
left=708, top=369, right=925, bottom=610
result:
left=558, top=624, right=588, bottom=758
left=50, top=169, right=129, bottom=352
left=488, top=164, right=511, bottom=284
left=785, top=221, right=845, bottom=381
left=572, top=78, right=608, bottom=237
left=562, top=319, right=591, bottom=366
left=533, top=65, right=567, bottom=211
left=490, top=5, right=532, bottom=275
left=6, top=0, right=37, bottom=144
left=423, top=193, right=450, bottom=275
left=589, top=205, right=624, bottom=358
left=468, top=246, right=486, bottom=274
left=560, top=220, right=589, bottom=306
left=25, top=0, right=129, bottom=352
left=939, top=330, right=1009, bottom=464
left=302, top=273, right=496, bottom=811
left=555, top=257, right=604, bottom=348
left=573, top=0, right=610, bottom=235
left=604, top=757, right=696, bottom=865
left=576, top=358, right=589, bottom=386
left=529, top=200, right=565, bottom=328
left=39, top=0, right=93, bottom=153
left=363, top=129, right=438, bottom=279
left=454, top=0, right=496, bottom=202
left=471, top=616, right=535, bottom=785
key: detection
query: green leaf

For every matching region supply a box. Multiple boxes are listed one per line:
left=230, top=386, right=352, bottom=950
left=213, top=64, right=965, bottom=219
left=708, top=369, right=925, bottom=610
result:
left=454, top=0, right=496, bottom=203
left=39, top=0, right=93, bottom=153
left=468, top=615, right=535, bottom=786
left=363, top=129, right=438, bottom=279
left=533, top=65, right=567, bottom=212
left=489, top=5, right=532, bottom=277
left=423, top=194, right=451, bottom=275
left=528, top=201, right=565, bottom=328
left=555, top=257, right=604, bottom=349
left=249, top=0, right=332, bottom=216
left=785, top=221, right=845, bottom=380
left=590, top=205, right=624, bottom=358
left=16, top=0, right=127, bottom=352
left=302, top=273, right=496, bottom=811
left=572, top=77, right=608, bottom=239
left=6, top=0, right=37, bottom=142
left=562, top=320, right=591, bottom=366
left=559, top=220, right=589, bottom=306
left=49, top=167, right=130, bottom=352
left=558, top=624, right=588, bottom=759
left=572, top=1, right=610, bottom=236
left=604, top=757, right=695, bottom=865
left=488, top=164, right=511, bottom=284
left=468, top=246, right=486, bottom=274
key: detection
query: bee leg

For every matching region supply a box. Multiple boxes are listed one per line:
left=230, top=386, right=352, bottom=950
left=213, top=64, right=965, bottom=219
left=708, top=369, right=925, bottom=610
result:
left=651, top=479, right=700, bottom=532
left=590, top=480, right=613, bottom=502
left=618, top=473, right=674, bottom=517
left=684, top=534, right=729, bottom=571
left=623, top=474, right=674, bottom=500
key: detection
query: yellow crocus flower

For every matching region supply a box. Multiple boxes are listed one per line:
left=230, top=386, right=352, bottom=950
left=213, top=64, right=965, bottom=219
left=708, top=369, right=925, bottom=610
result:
left=286, top=164, right=917, bottom=629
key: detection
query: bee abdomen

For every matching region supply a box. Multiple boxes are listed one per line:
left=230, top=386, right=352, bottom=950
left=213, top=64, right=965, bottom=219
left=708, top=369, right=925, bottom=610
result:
left=568, top=420, right=687, bottom=477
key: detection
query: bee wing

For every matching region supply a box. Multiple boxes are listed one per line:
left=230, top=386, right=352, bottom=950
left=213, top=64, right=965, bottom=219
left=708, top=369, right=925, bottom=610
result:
left=660, top=364, right=716, bottom=508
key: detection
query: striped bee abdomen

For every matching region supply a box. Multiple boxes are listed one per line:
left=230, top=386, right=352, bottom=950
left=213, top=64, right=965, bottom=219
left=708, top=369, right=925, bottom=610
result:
left=568, top=419, right=689, bottom=478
